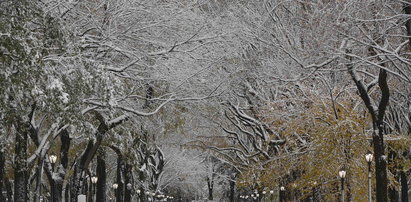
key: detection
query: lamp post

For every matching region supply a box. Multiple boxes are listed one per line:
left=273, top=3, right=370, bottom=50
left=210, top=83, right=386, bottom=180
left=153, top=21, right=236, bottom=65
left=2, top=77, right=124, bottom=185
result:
left=151, top=192, right=155, bottom=202
left=339, top=169, right=346, bottom=202
left=311, top=181, right=317, bottom=202
left=365, top=152, right=373, bottom=202
left=262, top=190, right=266, bottom=202
left=91, top=176, right=98, bottom=202
left=269, top=190, right=274, bottom=202
left=136, top=190, right=141, bottom=202
left=112, top=183, right=118, bottom=202
left=279, top=186, right=285, bottom=202
left=48, top=154, right=57, bottom=202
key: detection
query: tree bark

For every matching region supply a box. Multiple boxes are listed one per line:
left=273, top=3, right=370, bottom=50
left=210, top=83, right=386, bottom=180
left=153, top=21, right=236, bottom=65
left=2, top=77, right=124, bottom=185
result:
left=207, top=176, right=213, bottom=200
left=116, top=155, right=124, bottom=202
left=0, top=148, right=6, bottom=202
left=124, top=164, right=132, bottom=202
left=229, top=179, right=235, bottom=202
left=404, top=0, right=411, bottom=48
left=400, top=171, right=408, bottom=202
left=5, top=177, right=13, bottom=202
left=14, top=123, right=29, bottom=202
left=96, top=149, right=106, bottom=202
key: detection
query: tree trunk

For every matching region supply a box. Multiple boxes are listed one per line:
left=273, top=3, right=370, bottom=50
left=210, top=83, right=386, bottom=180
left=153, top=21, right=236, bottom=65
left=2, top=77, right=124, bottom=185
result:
left=70, top=165, right=83, bottom=202
left=404, top=0, right=411, bottom=47
left=14, top=125, right=28, bottom=202
left=55, top=129, right=71, bottom=202
left=124, top=164, right=132, bottom=202
left=348, top=60, right=390, bottom=202
left=5, top=178, right=13, bottom=202
left=34, top=159, right=43, bottom=202
left=65, top=183, right=70, bottom=202
left=228, top=179, right=235, bottom=202
left=96, top=150, right=106, bottom=202
left=400, top=171, right=408, bottom=202
left=374, top=126, right=388, bottom=202
left=70, top=114, right=126, bottom=202
left=116, top=156, right=124, bottom=202
left=138, top=169, right=145, bottom=202
left=0, top=148, right=6, bottom=202
left=207, top=177, right=213, bottom=200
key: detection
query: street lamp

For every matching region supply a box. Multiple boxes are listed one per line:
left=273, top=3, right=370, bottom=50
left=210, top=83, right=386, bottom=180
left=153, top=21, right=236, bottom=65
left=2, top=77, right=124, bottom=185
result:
left=279, top=186, right=285, bottom=202
left=136, top=190, right=141, bottom=202
left=48, top=154, right=57, bottom=202
left=49, top=154, right=57, bottom=170
left=269, top=190, right=274, bottom=202
left=112, top=184, right=118, bottom=202
left=365, top=152, right=373, bottom=202
left=262, top=190, right=266, bottom=202
left=311, top=181, right=317, bottom=201
left=91, top=176, right=98, bottom=202
left=339, top=169, right=346, bottom=202
left=91, top=176, right=98, bottom=184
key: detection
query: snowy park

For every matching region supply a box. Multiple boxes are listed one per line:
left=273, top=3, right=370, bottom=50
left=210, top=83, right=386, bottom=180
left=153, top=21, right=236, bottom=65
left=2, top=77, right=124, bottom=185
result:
left=2, top=0, right=411, bottom=202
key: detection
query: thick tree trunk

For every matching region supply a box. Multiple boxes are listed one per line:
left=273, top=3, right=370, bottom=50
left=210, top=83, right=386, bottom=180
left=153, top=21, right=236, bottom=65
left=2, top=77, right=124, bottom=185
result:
left=96, top=150, right=106, bottom=202
left=70, top=165, right=83, bottom=202
left=14, top=125, right=28, bottom=202
left=51, top=180, right=61, bottom=202
left=374, top=127, right=388, bottom=202
left=34, top=159, right=43, bottom=202
left=124, top=164, right=132, bottom=202
left=55, top=129, right=71, bottom=202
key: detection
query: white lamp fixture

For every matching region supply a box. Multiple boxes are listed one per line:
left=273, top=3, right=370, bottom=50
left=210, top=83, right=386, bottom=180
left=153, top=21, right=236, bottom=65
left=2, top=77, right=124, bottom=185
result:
left=112, top=183, right=118, bottom=189
left=280, top=186, right=285, bottom=191
left=136, top=190, right=141, bottom=194
left=339, top=170, right=346, bottom=179
left=262, top=190, right=266, bottom=195
left=49, top=154, right=57, bottom=164
left=365, top=153, right=373, bottom=163
left=269, top=190, right=274, bottom=194
left=91, top=176, right=98, bottom=184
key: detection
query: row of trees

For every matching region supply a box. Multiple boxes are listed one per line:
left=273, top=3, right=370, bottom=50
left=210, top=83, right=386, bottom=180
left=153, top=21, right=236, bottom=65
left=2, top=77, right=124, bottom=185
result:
left=0, top=0, right=235, bottom=201
left=2, top=0, right=411, bottom=201
left=193, top=0, right=411, bottom=201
